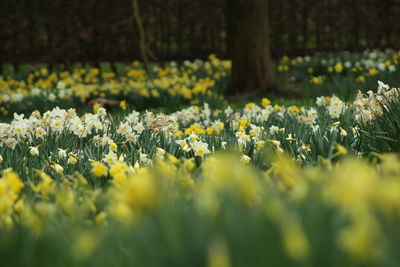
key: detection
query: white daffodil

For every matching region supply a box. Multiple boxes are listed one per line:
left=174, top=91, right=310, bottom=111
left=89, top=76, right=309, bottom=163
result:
left=51, top=163, right=64, bottom=174
left=103, top=151, right=118, bottom=164
left=58, top=148, right=67, bottom=158
left=29, top=146, right=40, bottom=157
left=241, top=154, right=251, bottom=164
left=192, top=141, right=211, bottom=158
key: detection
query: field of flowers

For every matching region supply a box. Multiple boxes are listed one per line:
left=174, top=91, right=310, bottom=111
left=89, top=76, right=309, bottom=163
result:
left=278, top=49, right=400, bottom=100
left=0, top=57, right=229, bottom=118
left=1, top=50, right=400, bottom=266
left=2, top=49, right=400, bottom=118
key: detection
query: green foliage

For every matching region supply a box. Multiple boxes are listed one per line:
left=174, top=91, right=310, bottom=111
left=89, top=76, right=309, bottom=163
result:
left=358, top=96, right=400, bottom=153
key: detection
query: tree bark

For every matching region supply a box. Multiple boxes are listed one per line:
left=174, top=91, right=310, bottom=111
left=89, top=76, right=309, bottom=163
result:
left=225, top=0, right=276, bottom=96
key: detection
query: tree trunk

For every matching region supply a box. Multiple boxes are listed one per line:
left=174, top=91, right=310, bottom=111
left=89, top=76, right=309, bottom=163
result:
left=226, top=0, right=276, bottom=96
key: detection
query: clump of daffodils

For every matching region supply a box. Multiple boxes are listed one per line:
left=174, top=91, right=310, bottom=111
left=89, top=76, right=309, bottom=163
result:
left=316, top=95, right=346, bottom=119
left=353, top=81, right=399, bottom=122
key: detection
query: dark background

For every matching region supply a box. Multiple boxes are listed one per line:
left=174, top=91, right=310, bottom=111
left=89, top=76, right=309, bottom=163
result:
left=0, top=0, right=399, bottom=72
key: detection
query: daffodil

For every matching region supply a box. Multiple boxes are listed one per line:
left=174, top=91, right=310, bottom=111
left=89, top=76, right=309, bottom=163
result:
left=29, top=146, right=40, bottom=157
left=50, top=163, right=64, bottom=174
left=91, top=161, right=108, bottom=177
left=192, top=141, right=211, bottom=158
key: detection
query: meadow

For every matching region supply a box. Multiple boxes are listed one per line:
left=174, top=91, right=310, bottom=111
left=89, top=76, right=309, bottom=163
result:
left=1, top=49, right=400, bottom=266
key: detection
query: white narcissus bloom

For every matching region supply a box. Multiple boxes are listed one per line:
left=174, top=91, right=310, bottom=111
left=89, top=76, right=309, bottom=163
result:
left=124, top=132, right=139, bottom=143
left=249, top=125, right=261, bottom=137
left=139, top=152, right=149, bottom=165
left=369, top=100, right=382, bottom=113
left=188, top=133, right=198, bottom=142
left=224, top=106, right=233, bottom=116
left=94, top=120, right=103, bottom=131
left=260, top=106, right=273, bottom=121
left=58, top=89, right=66, bottom=99
left=212, top=120, right=225, bottom=133
left=126, top=111, right=140, bottom=124
left=300, top=144, right=311, bottom=155
left=192, top=141, right=211, bottom=158
left=311, top=125, right=320, bottom=133
left=268, top=139, right=284, bottom=153
left=2, top=94, right=10, bottom=102
left=99, top=136, right=112, bottom=146
left=67, top=117, right=81, bottom=132
left=328, top=107, right=342, bottom=119
left=13, top=113, right=24, bottom=122
left=0, top=155, right=3, bottom=163
left=56, top=81, right=66, bottom=89
left=4, top=138, right=18, bottom=150
left=134, top=161, right=140, bottom=169
left=117, top=122, right=132, bottom=135
left=339, top=127, right=348, bottom=137
left=275, top=146, right=284, bottom=153
left=241, top=154, right=251, bottom=164
left=51, top=163, right=64, bottom=174
left=103, top=151, right=118, bottom=164
left=237, top=133, right=250, bottom=146
left=29, top=146, right=39, bottom=157
left=328, top=95, right=345, bottom=119
left=377, top=80, right=390, bottom=93
left=255, top=140, right=265, bottom=150
left=31, top=87, right=41, bottom=96
left=118, top=154, right=126, bottom=162
left=155, top=147, right=166, bottom=160
left=156, top=147, right=166, bottom=155
left=377, top=63, right=385, bottom=71
left=12, top=122, right=27, bottom=137
left=176, top=140, right=191, bottom=152
left=35, top=127, right=47, bottom=138
left=73, top=124, right=90, bottom=138
left=316, top=96, right=325, bottom=107
left=134, top=122, right=145, bottom=134
left=68, top=153, right=78, bottom=164
left=330, top=95, right=345, bottom=110
left=58, top=148, right=67, bottom=158
left=213, top=120, right=224, bottom=130
left=269, top=125, right=280, bottom=135
left=96, top=107, right=107, bottom=116
left=50, top=119, right=64, bottom=132
left=269, top=140, right=281, bottom=147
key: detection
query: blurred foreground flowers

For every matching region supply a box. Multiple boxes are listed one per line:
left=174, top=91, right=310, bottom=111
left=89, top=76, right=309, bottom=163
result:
left=1, top=153, right=400, bottom=266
